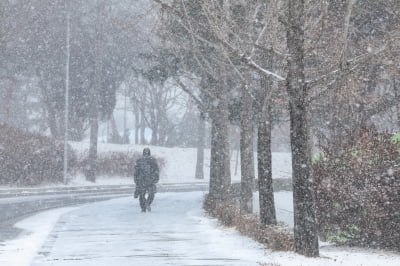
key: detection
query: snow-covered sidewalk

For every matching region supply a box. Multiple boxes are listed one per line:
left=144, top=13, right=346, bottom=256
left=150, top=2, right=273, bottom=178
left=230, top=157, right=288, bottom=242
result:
left=1, top=192, right=399, bottom=266
left=12, top=192, right=269, bottom=266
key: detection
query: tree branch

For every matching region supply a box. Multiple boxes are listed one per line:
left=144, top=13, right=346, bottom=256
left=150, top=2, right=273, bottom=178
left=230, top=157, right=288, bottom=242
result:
left=242, top=56, right=286, bottom=81
left=174, top=77, right=206, bottom=111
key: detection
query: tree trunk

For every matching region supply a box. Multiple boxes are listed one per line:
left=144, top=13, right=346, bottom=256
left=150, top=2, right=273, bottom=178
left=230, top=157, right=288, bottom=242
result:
left=287, top=0, right=319, bottom=257
left=86, top=114, right=98, bottom=182
left=158, top=116, right=168, bottom=146
left=86, top=0, right=102, bottom=183
left=289, top=102, right=318, bottom=256
left=40, top=78, right=59, bottom=138
left=258, top=77, right=277, bottom=225
left=140, top=104, right=146, bottom=145
left=394, top=77, right=400, bottom=130
left=209, top=121, right=218, bottom=196
left=195, top=112, right=205, bottom=179
left=240, top=84, right=255, bottom=214
left=234, top=144, right=239, bottom=176
left=134, top=106, right=139, bottom=144
left=3, top=79, right=14, bottom=125
left=69, top=119, right=82, bottom=141
left=47, top=104, right=59, bottom=138
left=110, top=114, right=121, bottom=143
left=209, top=92, right=231, bottom=201
left=151, top=123, right=158, bottom=145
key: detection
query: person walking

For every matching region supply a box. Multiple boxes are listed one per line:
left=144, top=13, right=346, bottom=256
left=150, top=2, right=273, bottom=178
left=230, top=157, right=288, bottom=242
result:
left=134, top=148, right=159, bottom=212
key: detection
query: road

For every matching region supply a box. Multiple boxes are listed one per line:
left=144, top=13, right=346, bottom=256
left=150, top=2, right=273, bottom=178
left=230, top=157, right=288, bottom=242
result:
left=18, top=192, right=267, bottom=266
left=0, top=183, right=208, bottom=241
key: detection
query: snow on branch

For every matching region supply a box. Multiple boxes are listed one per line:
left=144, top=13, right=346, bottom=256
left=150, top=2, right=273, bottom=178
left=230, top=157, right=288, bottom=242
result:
left=242, top=56, right=286, bottom=81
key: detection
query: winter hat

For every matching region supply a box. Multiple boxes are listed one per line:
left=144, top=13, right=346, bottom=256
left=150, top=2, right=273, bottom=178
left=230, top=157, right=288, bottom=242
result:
left=143, top=148, right=151, bottom=156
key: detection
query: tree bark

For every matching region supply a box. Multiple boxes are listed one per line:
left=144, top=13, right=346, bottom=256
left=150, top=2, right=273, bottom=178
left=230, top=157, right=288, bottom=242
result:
left=258, top=77, right=277, bottom=225
left=209, top=91, right=231, bottom=201
left=287, top=0, right=319, bottom=257
left=195, top=112, right=205, bottom=179
left=86, top=0, right=103, bottom=183
left=86, top=114, right=98, bottom=182
left=140, top=103, right=146, bottom=145
left=39, top=77, right=59, bottom=138
left=150, top=121, right=158, bottom=145
left=394, top=77, right=400, bottom=130
left=134, top=106, right=139, bottom=145
left=240, top=83, right=255, bottom=214
left=69, top=117, right=86, bottom=141
left=109, top=114, right=121, bottom=143
left=2, top=79, right=15, bottom=125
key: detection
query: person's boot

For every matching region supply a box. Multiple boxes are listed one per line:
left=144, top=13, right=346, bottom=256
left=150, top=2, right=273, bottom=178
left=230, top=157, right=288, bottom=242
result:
left=145, top=202, right=151, bottom=212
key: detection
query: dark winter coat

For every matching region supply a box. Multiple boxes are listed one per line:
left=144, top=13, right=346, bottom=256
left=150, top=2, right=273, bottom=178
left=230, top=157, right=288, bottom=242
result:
left=134, top=155, right=159, bottom=194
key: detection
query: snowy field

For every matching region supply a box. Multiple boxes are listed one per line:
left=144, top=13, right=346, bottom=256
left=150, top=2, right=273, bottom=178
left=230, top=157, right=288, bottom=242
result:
left=0, top=142, right=290, bottom=189
left=1, top=192, right=399, bottom=266
left=68, top=142, right=292, bottom=186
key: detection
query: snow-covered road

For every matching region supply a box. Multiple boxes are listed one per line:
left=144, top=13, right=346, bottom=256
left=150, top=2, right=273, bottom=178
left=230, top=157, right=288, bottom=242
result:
left=28, top=192, right=268, bottom=266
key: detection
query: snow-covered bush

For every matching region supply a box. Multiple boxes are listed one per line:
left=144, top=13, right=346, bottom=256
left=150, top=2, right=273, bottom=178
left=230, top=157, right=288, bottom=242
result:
left=313, top=126, right=400, bottom=250
left=78, top=151, right=165, bottom=177
left=0, top=125, right=77, bottom=186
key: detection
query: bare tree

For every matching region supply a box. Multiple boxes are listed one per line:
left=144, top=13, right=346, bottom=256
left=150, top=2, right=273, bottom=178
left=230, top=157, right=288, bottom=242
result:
left=285, top=0, right=319, bottom=257
left=86, top=0, right=104, bottom=182
left=128, top=71, right=189, bottom=146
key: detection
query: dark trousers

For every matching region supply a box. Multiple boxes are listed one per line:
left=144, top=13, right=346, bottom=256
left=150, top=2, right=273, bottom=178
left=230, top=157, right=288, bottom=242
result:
left=139, top=191, right=155, bottom=211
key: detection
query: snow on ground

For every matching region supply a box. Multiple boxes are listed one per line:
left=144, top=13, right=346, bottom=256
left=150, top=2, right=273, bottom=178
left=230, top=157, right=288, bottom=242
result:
left=0, top=142, right=290, bottom=189
left=253, top=191, right=294, bottom=228
left=262, top=244, right=400, bottom=266
left=1, top=192, right=399, bottom=266
left=69, top=142, right=292, bottom=186
left=65, top=173, right=135, bottom=187
left=31, top=192, right=269, bottom=266
left=252, top=192, right=400, bottom=265
left=0, top=207, right=78, bottom=266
